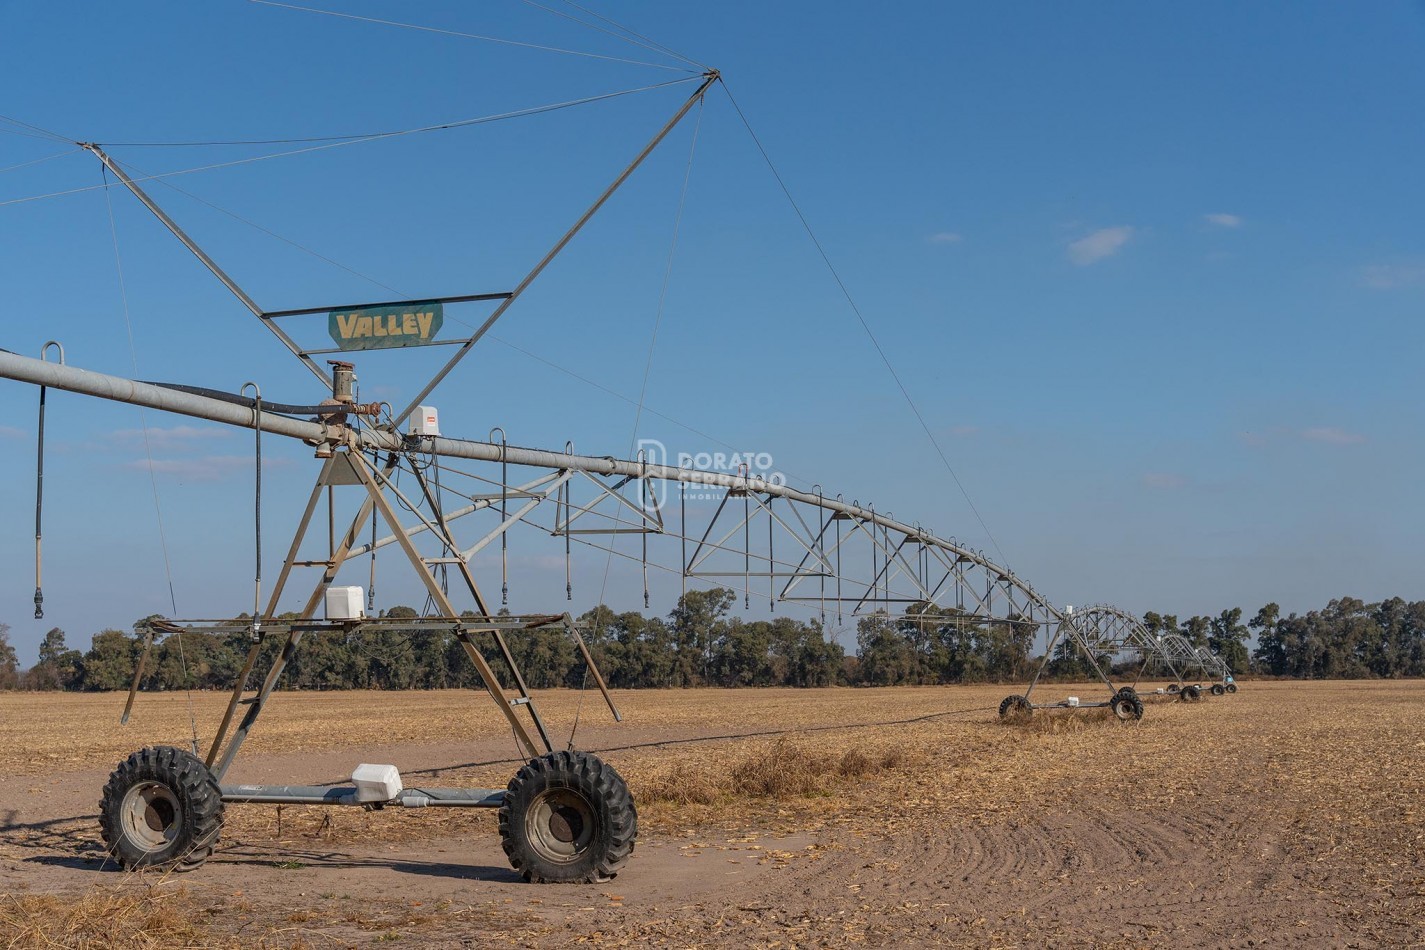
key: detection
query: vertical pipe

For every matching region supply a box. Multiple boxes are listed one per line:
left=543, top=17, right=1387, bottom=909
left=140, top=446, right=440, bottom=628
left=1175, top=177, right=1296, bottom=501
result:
left=563, top=444, right=573, bottom=601
left=33, top=383, right=45, bottom=620
left=767, top=494, right=774, bottom=611
left=742, top=489, right=750, bottom=611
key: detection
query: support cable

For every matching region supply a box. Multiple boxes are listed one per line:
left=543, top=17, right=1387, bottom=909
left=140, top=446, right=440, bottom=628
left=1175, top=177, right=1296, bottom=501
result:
left=720, top=81, right=1012, bottom=570
left=103, top=166, right=199, bottom=754
left=517, top=0, right=706, bottom=71
left=0, top=114, right=71, bottom=144
left=100, top=154, right=807, bottom=490
left=0, top=125, right=61, bottom=143
left=571, top=97, right=701, bottom=748
left=248, top=0, right=696, bottom=73
left=0, top=147, right=82, bottom=176
left=557, top=0, right=709, bottom=71
left=0, top=77, right=700, bottom=209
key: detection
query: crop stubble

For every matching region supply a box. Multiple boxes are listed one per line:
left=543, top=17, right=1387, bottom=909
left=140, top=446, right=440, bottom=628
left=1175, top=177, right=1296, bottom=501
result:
left=0, top=681, right=1421, bottom=947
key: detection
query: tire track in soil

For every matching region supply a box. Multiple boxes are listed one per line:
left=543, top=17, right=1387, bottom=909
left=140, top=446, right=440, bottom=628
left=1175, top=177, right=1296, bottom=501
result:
left=585, top=795, right=1366, bottom=948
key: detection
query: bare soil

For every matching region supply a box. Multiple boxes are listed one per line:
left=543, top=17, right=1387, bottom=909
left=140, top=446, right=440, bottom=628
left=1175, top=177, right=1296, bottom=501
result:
left=1, top=681, right=1421, bottom=947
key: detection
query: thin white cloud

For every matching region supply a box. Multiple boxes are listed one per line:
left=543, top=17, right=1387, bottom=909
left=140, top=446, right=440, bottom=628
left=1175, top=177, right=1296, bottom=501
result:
left=1142, top=472, right=1187, bottom=490
left=948, top=425, right=979, bottom=437
left=124, top=454, right=290, bottom=481
left=1236, top=430, right=1270, bottom=448
left=1240, top=426, right=1366, bottom=448
left=1301, top=427, right=1366, bottom=446
left=1067, top=226, right=1134, bottom=266
left=110, top=425, right=230, bottom=451
left=1360, top=261, right=1425, bottom=290
left=0, top=425, right=25, bottom=439
left=1204, top=213, right=1242, bottom=228
left=927, top=232, right=963, bottom=244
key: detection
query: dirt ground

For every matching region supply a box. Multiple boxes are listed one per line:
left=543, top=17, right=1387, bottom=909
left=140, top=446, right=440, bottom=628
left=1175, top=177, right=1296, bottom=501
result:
left=1, top=680, right=1422, bottom=948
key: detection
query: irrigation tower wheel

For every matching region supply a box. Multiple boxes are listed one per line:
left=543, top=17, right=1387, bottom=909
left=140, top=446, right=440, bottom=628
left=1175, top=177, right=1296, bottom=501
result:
left=1211, top=683, right=1226, bottom=696
left=998, top=694, right=1033, bottom=722
left=1111, top=694, right=1144, bottom=721
left=1182, top=684, right=1203, bottom=702
left=1115, top=686, right=1138, bottom=700
left=1226, top=683, right=1238, bottom=694
left=500, top=750, right=636, bottom=883
left=99, top=746, right=223, bottom=872
left=1166, top=683, right=1180, bottom=694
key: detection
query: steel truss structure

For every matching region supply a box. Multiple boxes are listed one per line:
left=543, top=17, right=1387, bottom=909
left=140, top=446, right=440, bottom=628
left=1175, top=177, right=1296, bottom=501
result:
left=1, top=342, right=1197, bottom=709
left=1155, top=632, right=1236, bottom=697
left=0, top=59, right=1214, bottom=884
left=1064, top=605, right=1234, bottom=700
left=998, top=604, right=1238, bottom=721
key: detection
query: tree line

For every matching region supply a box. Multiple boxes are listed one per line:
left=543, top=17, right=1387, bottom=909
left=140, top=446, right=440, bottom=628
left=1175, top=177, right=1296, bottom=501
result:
left=1, top=592, right=1422, bottom=693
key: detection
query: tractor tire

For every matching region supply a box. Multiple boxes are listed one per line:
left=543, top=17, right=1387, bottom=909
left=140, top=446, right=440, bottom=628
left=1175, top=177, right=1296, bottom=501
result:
left=500, top=750, right=636, bottom=884
left=1166, top=683, right=1180, bottom=694
left=1116, top=686, right=1138, bottom=700
left=998, top=695, right=1033, bottom=722
left=1111, top=694, right=1144, bottom=721
left=1226, top=683, right=1238, bottom=694
left=99, top=746, right=223, bottom=872
left=1182, top=684, right=1202, bottom=702
left=1211, top=683, right=1226, bottom=696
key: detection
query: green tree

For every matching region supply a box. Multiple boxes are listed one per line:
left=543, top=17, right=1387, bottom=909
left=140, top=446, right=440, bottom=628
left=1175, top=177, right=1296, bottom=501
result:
left=1207, top=608, right=1250, bottom=676
left=978, top=617, right=1034, bottom=682
left=1182, top=616, right=1211, bottom=648
left=30, top=627, right=82, bottom=690
left=81, top=630, right=140, bottom=691
left=856, top=612, right=916, bottom=685
left=0, top=623, right=19, bottom=690
left=770, top=617, right=844, bottom=687
left=668, top=589, right=735, bottom=686
left=711, top=618, right=775, bottom=686
left=1249, top=603, right=1284, bottom=674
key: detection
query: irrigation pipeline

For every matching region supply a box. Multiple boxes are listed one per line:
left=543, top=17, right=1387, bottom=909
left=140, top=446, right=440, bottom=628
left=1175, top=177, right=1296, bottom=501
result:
left=0, top=349, right=1057, bottom=624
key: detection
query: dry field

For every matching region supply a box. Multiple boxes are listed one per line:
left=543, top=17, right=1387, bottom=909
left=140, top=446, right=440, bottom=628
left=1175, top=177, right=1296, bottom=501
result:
left=0, top=680, right=1421, bottom=947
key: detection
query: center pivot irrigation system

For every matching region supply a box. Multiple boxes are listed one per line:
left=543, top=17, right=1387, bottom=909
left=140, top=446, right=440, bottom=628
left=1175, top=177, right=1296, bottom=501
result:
left=4, top=38, right=1235, bottom=882
left=997, top=604, right=1236, bottom=721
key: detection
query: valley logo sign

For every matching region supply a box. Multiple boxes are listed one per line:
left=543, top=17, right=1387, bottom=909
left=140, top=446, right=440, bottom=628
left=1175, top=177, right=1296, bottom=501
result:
left=329, top=302, right=444, bottom=351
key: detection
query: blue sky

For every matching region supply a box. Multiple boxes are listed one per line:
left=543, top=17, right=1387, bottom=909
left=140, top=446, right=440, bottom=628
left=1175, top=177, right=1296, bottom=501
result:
left=1, top=1, right=1422, bottom=662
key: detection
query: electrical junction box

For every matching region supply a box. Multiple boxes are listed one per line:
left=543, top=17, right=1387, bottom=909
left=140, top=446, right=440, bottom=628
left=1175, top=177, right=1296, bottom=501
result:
left=352, top=763, right=402, bottom=803
left=325, top=585, right=365, bottom=621
left=410, top=405, right=440, bottom=437
left=1066, top=696, right=1080, bottom=707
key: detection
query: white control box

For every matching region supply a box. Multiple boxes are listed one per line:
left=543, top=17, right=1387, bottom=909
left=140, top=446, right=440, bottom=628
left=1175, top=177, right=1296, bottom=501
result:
left=410, top=405, right=440, bottom=437
left=1066, top=696, right=1080, bottom=707
left=352, top=763, right=402, bottom=803
left=324, top=585, right=365, bottom=621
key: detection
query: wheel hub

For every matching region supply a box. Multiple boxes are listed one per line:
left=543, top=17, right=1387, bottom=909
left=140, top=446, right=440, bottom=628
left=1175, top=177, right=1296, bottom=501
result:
left=526, top=789, right=595, bottom=863
left=548, top=804, right=584, bottom=844
left=120, top=782, right=181, bottom=852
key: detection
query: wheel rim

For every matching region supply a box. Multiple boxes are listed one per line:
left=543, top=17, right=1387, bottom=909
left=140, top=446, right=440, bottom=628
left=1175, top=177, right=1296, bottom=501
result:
left=525, top=788, right=596, bottom=865
left=1113, top=700, right=1130, bottom=721
left=120, top=782, right=182, bottom=853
